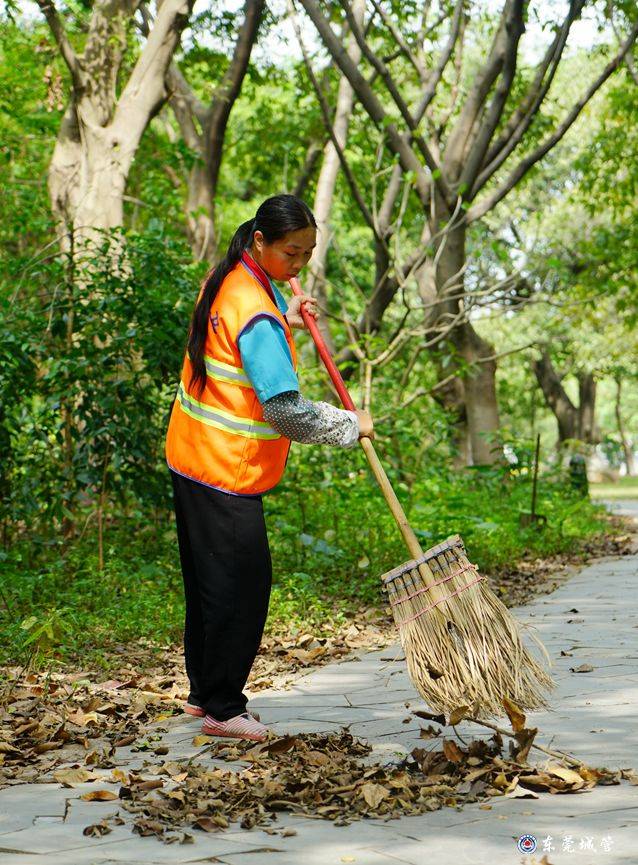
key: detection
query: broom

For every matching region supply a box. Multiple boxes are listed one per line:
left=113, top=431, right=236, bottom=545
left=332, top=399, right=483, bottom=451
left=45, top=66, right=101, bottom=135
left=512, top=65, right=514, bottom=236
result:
left=289, top=277, right=554, bottom=719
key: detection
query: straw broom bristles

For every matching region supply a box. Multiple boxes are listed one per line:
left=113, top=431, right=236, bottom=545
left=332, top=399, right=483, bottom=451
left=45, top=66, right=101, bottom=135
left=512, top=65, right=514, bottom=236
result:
left=384, top=536, right=554, bottom=719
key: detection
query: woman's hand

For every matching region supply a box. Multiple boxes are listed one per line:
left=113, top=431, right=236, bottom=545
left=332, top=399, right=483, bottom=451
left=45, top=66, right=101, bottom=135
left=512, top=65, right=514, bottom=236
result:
left=355, top=409, right=374, bottom=439
left=286, top=294, right=319, bottom=330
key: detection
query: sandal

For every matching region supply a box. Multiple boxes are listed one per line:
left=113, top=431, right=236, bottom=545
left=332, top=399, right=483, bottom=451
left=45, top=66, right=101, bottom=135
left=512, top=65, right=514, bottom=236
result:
left=184, top=702, right=261, bottom=722
left=201, top=711, right=267, bottom=742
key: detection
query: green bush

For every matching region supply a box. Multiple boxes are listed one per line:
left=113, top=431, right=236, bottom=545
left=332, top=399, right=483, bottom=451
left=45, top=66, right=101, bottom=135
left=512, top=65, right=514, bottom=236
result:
left=0, top=452, right=610, bottom=671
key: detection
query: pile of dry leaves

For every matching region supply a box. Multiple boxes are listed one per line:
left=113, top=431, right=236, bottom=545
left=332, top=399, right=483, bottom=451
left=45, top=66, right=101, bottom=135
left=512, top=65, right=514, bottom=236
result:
left=10, top=701, right=638, bottom=843
left=68, top=707, right=634, bottom=843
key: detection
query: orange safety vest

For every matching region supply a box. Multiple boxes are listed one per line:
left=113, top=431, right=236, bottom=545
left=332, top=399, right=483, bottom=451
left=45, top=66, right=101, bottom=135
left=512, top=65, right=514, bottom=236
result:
left=165, top=254, right=298, bottom=495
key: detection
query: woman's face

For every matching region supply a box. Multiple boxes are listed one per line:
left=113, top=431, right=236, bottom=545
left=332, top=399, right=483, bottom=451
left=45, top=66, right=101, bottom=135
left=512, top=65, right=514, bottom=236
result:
left=252, top=226, right=317, bottom=282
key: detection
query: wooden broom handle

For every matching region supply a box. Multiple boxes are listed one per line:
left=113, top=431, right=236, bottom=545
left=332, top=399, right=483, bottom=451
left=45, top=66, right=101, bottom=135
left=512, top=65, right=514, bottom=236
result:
left=289, top=277, right=424, bottom=561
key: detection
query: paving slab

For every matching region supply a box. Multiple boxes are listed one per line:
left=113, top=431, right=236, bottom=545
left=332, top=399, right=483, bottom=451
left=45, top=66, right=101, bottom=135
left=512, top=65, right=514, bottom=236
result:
left=1, top=499, right=637, bottom=864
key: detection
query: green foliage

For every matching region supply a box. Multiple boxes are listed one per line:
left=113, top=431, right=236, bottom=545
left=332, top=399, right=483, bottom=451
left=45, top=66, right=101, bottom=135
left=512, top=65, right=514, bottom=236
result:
left=0, top=451, right=610, bottom=670
left=1, top=227, right=202, bottom=543
left=0, top=527, right=184, bottom=669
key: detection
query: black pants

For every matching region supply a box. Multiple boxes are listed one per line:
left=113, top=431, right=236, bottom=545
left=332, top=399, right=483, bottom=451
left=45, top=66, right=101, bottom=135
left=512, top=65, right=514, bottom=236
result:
left=170, top=470, right=272, bottom=720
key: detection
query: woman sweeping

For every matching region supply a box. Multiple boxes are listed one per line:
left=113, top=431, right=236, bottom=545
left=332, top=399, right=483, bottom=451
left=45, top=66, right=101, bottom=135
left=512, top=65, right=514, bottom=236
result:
left=165, top=194, right=374, bottom=742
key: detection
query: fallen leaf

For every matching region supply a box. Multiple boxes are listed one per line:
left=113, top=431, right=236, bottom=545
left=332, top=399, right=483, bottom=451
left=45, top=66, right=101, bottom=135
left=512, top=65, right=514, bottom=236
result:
left=83, top=821, right=112, bottom=837
left=53, top=767, right=96, bottom=787
left=506, top=782, right=539, bottom=799
left=413, top=709, right=446, bottom=725
left=360, top=782, right=389, bottom=809
left=449, top=705, right=471, bottom=725
left=502, top=696, right=526, bottom=733
left=419, top=725, right=440, bottom=740
left=110, top=768, right=129, bottom=784
left=621, top=768, right=638, bottom=785
left=80, top=790, right=118, bottom=801
left=195, top=815, right=227, bottom=831
left=511, top=727, right=538, bottom=763
left=171, top=771, right=189, bottom=782
left=442, top=740, right=464, bottom=763
left=264, top=735, right=297, bottom=756
left=33, top=742, right=62, bottom=754
left=134, top=779, right=164, bottom=792
left=545, top=764, right=585, bottom=790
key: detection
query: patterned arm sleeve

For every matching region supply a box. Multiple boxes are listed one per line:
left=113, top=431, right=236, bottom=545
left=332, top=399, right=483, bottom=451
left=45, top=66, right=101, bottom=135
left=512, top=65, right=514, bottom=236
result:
left=262, top=391, right=360, bottom=448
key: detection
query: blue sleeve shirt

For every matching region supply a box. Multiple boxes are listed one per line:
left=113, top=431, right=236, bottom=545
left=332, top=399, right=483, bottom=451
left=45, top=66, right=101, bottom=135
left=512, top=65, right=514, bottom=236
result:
left=238, top=282, right=299, bottom=404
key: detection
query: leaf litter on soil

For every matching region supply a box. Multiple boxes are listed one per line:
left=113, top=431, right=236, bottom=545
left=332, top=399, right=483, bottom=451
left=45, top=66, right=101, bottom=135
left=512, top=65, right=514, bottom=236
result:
left=0, top=525, right=634, bottom=840
left=0, top=608, right=393, bottom=784
left=1, top=520, right=633, bottom=785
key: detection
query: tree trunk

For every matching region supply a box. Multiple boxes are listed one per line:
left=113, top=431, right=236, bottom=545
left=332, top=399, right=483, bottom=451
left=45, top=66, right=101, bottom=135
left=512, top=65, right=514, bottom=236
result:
left=49, top=108, right=131, bottom=250
left=533, top=351, right=578, bottom=443
left=186, top=161, right=216, bottom=262
left=306, top=0, right=365, bottom=351
left=454, top=323, right=501, bottom=465
left=423, top=204, right=501, bottom=465
left=577, top=371, right=598, bottom=442
left=40, top=0, right=193, bottom=252
left=533, top=352, right=600, bottom=448
left=168, top=0, right=264, bottom=263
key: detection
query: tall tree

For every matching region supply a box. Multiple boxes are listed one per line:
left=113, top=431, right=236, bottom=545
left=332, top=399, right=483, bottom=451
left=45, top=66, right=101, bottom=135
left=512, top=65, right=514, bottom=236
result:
left=35, top=0, right=194, bottom=252
left=299, top=0, right=366, bottom=350
left=166, top=0, right=265, bottom=261
left=533, top=351, right=598, bottom=446
left=296, top=0, right=638, bottom=463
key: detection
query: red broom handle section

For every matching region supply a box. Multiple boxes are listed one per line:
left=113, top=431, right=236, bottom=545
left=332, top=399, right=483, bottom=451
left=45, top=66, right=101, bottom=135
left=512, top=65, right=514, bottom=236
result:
left=289, top=277, right=356, bottom=412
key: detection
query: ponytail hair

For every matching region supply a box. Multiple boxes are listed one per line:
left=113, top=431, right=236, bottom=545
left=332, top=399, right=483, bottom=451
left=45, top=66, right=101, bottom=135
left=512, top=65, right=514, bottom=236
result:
left=187, top=194, right=316, bottom=393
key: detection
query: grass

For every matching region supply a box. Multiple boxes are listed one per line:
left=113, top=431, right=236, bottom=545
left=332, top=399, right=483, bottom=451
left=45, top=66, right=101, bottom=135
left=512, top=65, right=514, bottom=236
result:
left=0, top=470, right=623, bottom=673
left=590, top=477, right=638, bottom=500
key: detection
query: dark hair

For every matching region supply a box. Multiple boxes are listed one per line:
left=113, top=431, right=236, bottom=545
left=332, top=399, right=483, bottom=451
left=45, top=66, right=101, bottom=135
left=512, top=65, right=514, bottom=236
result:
left=187, top=194, right=316, bottom=393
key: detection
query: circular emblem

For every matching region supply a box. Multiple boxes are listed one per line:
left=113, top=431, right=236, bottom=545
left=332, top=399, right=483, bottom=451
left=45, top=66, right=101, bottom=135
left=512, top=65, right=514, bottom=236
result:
left=517, top=834, right=537, bottom=854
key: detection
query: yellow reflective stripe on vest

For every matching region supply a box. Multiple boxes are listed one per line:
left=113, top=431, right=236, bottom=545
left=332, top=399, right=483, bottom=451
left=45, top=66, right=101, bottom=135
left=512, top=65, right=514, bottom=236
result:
left=203, top=355, right=251, bottom=388
left=176, top=383, right=280, bottom=441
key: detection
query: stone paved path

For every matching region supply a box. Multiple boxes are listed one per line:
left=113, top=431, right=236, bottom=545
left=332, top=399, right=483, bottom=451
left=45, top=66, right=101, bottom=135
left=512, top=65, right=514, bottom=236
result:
left=1, top=502, right=637, bottom=865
